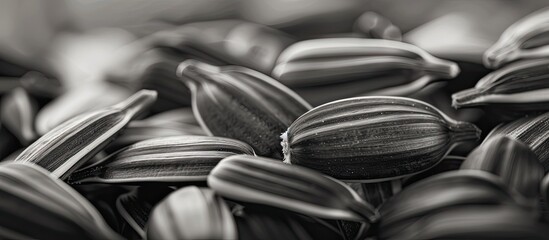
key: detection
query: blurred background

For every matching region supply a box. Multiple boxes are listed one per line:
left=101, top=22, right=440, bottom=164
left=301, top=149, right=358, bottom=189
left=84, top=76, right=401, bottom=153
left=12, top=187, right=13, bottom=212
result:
left=2, top=0, right=549, bottom=150
left=1, top=0, right=548, bottom=85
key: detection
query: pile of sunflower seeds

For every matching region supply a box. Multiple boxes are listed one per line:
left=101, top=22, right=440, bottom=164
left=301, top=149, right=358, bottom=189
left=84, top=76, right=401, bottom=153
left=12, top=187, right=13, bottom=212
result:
left=2, top=8, right=549, bottom=240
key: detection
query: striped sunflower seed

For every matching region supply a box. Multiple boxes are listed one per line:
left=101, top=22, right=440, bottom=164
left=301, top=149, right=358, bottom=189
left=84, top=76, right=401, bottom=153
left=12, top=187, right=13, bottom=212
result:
left=282, top=96, right=480, bottom=181
left=207, top=154, right=379, bottom=238
left=15, top=90, right=157, bottom=179
left=384, top=205, right=549, bottom=240
left=146, top=186, right=237, bottom=240
left=177, top=59, right=311, bottom=159
left=452, top=59, right=549, bottom=120
left=272, top=38, right=459, bottom=97
left=0, top=162, right=122, bottom=240
left=484, top=7, right=549, bottom=68
left=69, top=136, right=255, bottom=184
left=35, top=81, right=132, bottom=135
left=461, top=135, right=544, bottom=209
left=484, top=111, right=549, bottom=171
left=378, top=170, right=530, bottom=240
left=0, top=87, right=38, bottom=145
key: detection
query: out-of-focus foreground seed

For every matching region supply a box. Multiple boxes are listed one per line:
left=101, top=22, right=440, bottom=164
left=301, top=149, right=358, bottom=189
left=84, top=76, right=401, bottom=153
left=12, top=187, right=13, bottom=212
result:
left=15, top=90, right=157, bottom=179
left=0, top=162, right=122, bottom=240
left=177, top=59, right=311, bottom=159
left=282, top=96, right=480, bottom=181
left=485, top=111, right=549, bottom=172
left=461, top=135, right=544, bottom=209
left=378, top=170, right=531, bottom=240
left=69, top=135, right=255, bottom=184
left=147, top=186, right=237, bottom=240
left=386, top=205, right=549, bottom=240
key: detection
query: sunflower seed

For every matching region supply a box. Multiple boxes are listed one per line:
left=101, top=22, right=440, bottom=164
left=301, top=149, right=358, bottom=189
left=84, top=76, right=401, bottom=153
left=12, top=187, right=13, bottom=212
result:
left=484, top=7, right=549, bottom=68
left=461, top=135, right=544, bottom=209
left=69, top=136, right=255, bottom=184
left=15, top=90, right=157, bottom=179
left=0, top=162, right=122, bottom=239
left=282, top=96, right=480, bottom=181
left=177, top=59, right=311, bottom=159
left=379, top=170, right=530, bottom=239
left=146, top=186, right=237, bottom=240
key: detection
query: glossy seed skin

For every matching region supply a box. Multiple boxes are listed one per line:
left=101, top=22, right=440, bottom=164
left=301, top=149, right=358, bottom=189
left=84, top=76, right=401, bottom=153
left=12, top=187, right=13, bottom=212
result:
left=453, top=59, right=549, bottom=120
left=283, top=96, right=481, bottom=181
left=147, top=186, right=237, bottom=240
left=69, top=136, right=255, bottom=184
left=177, top=59, right=311, bottom=159
left=461, top=135, right=544, bottom=208
left=0, top=163, right=122, bottom=240
left=15, top=90, right=157, bottom=179
left=208, top=155, right=379, bottom=224
left=272, top=38, right=459, bottom=98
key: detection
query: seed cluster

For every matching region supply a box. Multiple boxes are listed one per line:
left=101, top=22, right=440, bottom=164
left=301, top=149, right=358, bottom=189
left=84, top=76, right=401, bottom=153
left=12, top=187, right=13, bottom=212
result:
left=2, top=8, right=549, bottom=240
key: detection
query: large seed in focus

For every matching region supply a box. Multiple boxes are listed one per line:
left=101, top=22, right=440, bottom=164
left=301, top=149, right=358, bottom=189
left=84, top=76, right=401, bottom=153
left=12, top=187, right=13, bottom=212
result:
left=461, top=135, right=544, bottom=208
left=384, top=205, right=549, bottom=240
left=69, top=136, right=255, bottom=184
left=484, top=7, right=549, bottom=68
left=177, top=59, right=311, bottom=159
left=378, top=170, right=529, bottom=239
left=147, top=186, right=237, bottom=240
left=272, top=38, right=459, bottom=98
left=0, top=87, right=39, bottom=145
left=282, top=96, right=480, bottom=181
left=15, top=90, right=157, bottom=179
left=484, top=111, right=549, bottom=172
left=453, top=59, right=549, bottom=120
left=0, top=162, right=122, bottom=240
left=208, top=155, right=379, bottom=231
